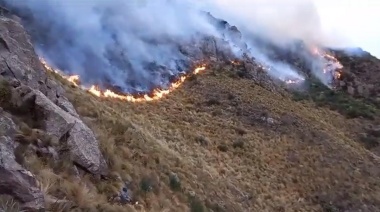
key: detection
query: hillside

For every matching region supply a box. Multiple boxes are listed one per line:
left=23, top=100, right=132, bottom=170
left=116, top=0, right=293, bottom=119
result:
left=60, top=60, right=380, bottom=212
left=1, top=6, right=380, bottom=212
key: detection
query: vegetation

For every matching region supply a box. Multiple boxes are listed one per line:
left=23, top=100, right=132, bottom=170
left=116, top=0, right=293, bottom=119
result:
left=0, top=78, right=12, bottom=109
left=0, top=195, right=21, bottom=212
left=3, top=64, right=380, bottom=211
left=292, top=79, right=378, bottom=119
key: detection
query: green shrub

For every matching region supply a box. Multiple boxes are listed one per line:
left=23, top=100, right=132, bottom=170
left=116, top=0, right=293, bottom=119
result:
left=189, top=196, right=205, bottom=212
left=0, top=79, right=12, bottom=109
left=217, top=144, right=228, bottom=152
left=139, top=177, right=153, bottom=193
left=292, top=79, right=378, bottom=120
left=169, top=173, right=181, bottom=191
left=232, top=140, right=245, bottom=149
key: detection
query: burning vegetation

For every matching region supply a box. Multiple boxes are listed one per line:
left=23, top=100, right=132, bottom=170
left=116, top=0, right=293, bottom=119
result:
left=310, top=45, right=344, bottom=85
left=40, top=44, right=344, bottom=103
left=41, top=58, right=207, bottom=102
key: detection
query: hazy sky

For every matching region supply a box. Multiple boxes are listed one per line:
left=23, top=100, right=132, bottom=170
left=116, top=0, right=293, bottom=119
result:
left=314, top=0, right=380, bottom=57
left=203, top=0, right=379, bottom=57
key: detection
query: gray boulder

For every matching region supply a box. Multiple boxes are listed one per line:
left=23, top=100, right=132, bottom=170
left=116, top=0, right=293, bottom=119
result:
left=0, top=17, right=47, bottom=92
left=33, top=89, right=107, bottom=176
left=0, top=108, right=17, bottom=137
left=0, top=136, right=45, bottom=211
left=0, top=16, right=79, bottom=117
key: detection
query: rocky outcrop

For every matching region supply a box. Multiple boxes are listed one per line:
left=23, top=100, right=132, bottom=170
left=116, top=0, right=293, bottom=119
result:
left=0, top=16, right=81, bottom=115
left=331, top=49, right=380, bottom=100
left=0, top=17, right=47, bottom=91
left=33, top=89, right=108, bottom=175
left=8, top=84, right=108, bottom=176
left=0, top=13, right=107, bottom=176
left=0, top=113, right=45, bottom=211
left=0, top=108, right=17, bottom=137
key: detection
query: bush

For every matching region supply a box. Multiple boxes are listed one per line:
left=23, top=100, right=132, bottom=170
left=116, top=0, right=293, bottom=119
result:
left=232, top=140, right=245, bottom=149
left=292, top=79, right=378, bottom=120
left=217, top=144, right=228, bottom=152
left=139, top=177, right=153, bottom=193
left=359, top=135, right=379, bottom=149
left=169, top=173, right=181, bottom=191
left=0, top=79, right=12, bottom=109
left=189, top=196, right=205, bottom=212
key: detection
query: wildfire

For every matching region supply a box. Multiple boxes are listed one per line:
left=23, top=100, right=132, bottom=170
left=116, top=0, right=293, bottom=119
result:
left=40, top=45, right=343, bottom=103
left=310, top=45, right=343, bottom=82
left=231, top=60, right=240, bottom=65
left=66, top=75, right=80, bottom=86
left=284, top=78, right=305, bottom=85
left=40, top=58, right=206, bottom=102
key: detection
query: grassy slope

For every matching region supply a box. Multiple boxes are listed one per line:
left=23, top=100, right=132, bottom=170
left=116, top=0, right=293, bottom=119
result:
left=43, top=64, right=380, bottom=211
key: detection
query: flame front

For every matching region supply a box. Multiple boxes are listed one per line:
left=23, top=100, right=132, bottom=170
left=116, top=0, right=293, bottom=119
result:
left=310, top=45, right=343, bottom=82
left=40, top=46, right=343, bottom=102
left=40, top=58, right=206, bottom=102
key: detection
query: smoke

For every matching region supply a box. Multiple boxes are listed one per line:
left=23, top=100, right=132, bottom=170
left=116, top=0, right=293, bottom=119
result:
left=203, top=0, right=380, bottom=58
left=4, top=0, right=224, bottom=92
left=314, top=0, right=380, bottom=58
left=200, top=0, right=327, bottom=47
left=5, top=0, right=372, bottom=93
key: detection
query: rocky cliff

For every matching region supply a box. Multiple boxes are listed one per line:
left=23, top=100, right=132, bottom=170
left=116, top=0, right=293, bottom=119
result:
left=0, top=15, right=108, bottom=211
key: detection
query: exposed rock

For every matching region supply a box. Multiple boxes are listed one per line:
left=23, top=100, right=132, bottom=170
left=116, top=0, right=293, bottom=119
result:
left=119, top=182, right=133, bottom=204
left=0, top=17, right=47, bottom=92
left=0, top=109, right=17, bottom=137
left=347, top=86, right=355, bottom=95
left=33, top=89, right=107, bottom=176
left=0, top=16, right=79, bottom=118
left=0, top=136, right=45, bottom=211
left=56, top=96, right=80, bottom=118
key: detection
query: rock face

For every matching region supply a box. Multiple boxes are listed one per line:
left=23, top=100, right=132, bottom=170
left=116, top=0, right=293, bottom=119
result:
left=0, top=113, right=45, bottom=211
left=332, top=50, right=380, bottom=99
left=33, top=89, right=108, bottom=175
left=0, top=109, right=17, bottom=137
left=0, top=13, right=107, bottom=175
left=8, top=83, right=108, bottom=176
left=0, top=17, right=47, bottom=92
left=0, top=12, right=108, bottom=210
left=0, top=16, right=81, bottom=115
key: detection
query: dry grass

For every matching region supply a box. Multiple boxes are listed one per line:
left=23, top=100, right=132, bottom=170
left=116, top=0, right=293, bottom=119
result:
left=0, top=195, right=21, bottom=212
left=10, top=64, right=380, bottom=211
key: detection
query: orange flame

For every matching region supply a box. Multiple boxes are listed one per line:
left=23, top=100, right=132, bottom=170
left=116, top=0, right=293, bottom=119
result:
left=40, top=57, right=206, bottom=102
left=66, top=75, right=80, bottom=86
left=309, top=45, right=343, bottom=81
left=285, top=79, right=304, bottom=85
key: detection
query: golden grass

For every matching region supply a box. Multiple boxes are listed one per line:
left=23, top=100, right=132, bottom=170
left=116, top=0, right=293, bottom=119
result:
left=0, top=195, right=21, bottom=212
left=19, top=65, right=380, bottom=211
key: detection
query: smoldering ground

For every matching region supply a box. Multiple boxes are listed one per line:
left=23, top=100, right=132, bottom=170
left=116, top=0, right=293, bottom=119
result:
left=2, top=0, right=358, bottom=93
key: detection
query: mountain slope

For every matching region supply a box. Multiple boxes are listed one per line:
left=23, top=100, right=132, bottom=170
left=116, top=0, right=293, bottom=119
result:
left=60, top=60, right=380, bottom=211
left=0, top=5, right=380, bottom=212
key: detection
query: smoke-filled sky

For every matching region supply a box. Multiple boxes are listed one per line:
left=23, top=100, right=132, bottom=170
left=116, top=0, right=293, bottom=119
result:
left=203, top=0, right=380, bottom=57
left=3, top=0, right=378, bottom=93
left=315, top=0, right=380, bottom=58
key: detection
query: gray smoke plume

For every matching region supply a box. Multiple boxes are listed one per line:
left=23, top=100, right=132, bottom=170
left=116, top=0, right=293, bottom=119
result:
left=3, top=0, right=338, bottom=93
left=3, top=0, right=222, bottom=93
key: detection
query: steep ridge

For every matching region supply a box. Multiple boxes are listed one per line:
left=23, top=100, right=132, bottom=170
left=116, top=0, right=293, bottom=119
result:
left=0, top=4, right=380, bottom=212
